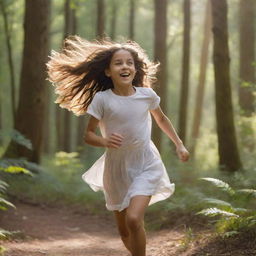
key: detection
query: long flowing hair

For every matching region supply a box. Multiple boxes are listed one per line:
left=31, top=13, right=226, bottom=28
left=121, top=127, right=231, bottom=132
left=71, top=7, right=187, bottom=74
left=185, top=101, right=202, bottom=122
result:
left=47, top=36, right=159, bottom=116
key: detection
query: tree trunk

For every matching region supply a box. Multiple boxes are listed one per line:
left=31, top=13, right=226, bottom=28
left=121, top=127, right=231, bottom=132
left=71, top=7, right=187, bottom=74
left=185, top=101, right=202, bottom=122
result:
left=0, top=0, right=16, bottom=123
left=4, top=0, right=50, bottom=163
left=190, top=0, right=211, bottom=156
left=96, top=0, right=105, bottom=39
left=76, top=116, right=86, bottom=150
left=129, top=0, right=135, bottom=40
left=239, top=0, right=255, bottom=115
left=61, top=0, right=77, bottom=153
left=178, top=0, right=191, bottom=145
left=110, top=0, right=118, bottom=40
left=152, top=0, right=168, bottom=152
left=211, top=0, right=242, bottom=172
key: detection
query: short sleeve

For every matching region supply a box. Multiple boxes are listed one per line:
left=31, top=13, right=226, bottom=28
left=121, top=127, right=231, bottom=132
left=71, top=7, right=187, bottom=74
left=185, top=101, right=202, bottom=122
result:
left=149, top=88, right=160, bottom=110
left=86, top=92, right=104, bottom=120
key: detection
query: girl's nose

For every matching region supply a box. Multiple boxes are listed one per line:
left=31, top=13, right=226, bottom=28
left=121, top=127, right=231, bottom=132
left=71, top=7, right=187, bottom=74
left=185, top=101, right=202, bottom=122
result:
left=121, top=63, right=129, bottom=69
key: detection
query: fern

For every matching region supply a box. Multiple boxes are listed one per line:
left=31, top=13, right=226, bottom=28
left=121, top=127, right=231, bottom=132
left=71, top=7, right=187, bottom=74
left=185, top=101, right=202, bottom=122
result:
left=0, top=198, right=15, bottom=209
left=202, top=197, right=232, bottom=207
left=0, top=158, right=43, bottom=174
left=199, top=177, right=256, bottom=235
left=197, top=207, right=239, bottom=218
left=0, top=129, right=32, bottom=150
left=237, top=189, right=256, bottom=197
left=200, top=177, right=235, bottom=195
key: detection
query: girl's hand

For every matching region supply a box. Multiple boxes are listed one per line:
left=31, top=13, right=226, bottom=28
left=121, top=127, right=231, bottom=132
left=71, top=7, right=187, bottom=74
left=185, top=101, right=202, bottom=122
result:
left=104, top=133, right=124, bottom=148
left=176, top=144, right=190, bottom=162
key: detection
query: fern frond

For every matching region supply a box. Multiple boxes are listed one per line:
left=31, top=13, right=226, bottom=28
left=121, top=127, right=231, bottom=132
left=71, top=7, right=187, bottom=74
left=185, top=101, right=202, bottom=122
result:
left=237, top=189, right=256, bottom=197
left=0, top=129, right=32, bottom=150
left=200, top=177, right=235, bottom=195
left=0, top=166, right=31, bottom=175
left=197, top=207, right=239, bottom=218
left=202, top=197, right=232, bottom=207
left=0, top=158, right=43, bottom=174
left=0, top=198, right=15, bottom=208
left=222, top=231, right=239, bottom=238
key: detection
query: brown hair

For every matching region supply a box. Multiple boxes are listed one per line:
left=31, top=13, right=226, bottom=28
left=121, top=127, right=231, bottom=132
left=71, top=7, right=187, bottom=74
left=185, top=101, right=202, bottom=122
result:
left=47, top=36, right=159, bottom=116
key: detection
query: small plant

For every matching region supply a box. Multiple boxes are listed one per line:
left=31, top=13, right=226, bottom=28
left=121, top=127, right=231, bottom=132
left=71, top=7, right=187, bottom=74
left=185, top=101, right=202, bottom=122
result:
left=0, top=129, right=33, bottom=239
left=197, top=177, right=256, bottom=237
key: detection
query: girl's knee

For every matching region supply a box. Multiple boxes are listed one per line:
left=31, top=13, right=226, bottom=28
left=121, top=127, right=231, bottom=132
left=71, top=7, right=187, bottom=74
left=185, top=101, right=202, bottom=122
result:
left=126, top=214, right=143, bottom=232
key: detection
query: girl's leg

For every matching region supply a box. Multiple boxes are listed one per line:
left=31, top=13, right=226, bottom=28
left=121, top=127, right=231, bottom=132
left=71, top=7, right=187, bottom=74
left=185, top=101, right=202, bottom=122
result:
left=113, top=209, right=132, bottom=253
left=126, top=195, right=151, bottom=256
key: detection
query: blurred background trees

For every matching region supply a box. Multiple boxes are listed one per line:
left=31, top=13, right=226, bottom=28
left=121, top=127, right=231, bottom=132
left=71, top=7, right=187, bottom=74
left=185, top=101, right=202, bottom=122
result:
left=0, top=0, right=255, bottom=173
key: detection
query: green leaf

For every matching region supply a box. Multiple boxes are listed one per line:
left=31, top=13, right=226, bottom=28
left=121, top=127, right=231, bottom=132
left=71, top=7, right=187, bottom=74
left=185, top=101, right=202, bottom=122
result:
left=0, top=129, right=32, bottom=150
left=0, top=198, right=15, bottom=208
left=0, top=158, right=43, bottom=174
left=1, top=166, right=32, bottom=175
left=222, top=231, right=239, bottom=238
left=200, top=177, right=235, bottom=195
left=202, top=198, right=232, bottom=207
left=197, top=207, right=239, bottom=218
left=237, top=189, right=256, bottom=197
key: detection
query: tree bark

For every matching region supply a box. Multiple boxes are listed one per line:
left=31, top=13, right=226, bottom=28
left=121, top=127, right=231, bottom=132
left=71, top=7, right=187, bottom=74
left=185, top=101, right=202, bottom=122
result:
left=96, top=0, right=105, bottom=39
left=129, top=0, right=135, bottom=40
left=4, top=0, right=50, bottom=163
left=211, top=0, right=242, bottom=172
left=76, top=116, right=86, bottom=150
left=0, top=0, right=16, bottom=123
left=239, top=0, right=255, bottom=115
left=60, top=0, right=77, bottom=153
left=152, top=0, right=168, bottom=152
left=178, top=0, right=191, bottom=145
left=190, top=0, right=211, bottom=156
left=110, top=0, right=118, bottom=40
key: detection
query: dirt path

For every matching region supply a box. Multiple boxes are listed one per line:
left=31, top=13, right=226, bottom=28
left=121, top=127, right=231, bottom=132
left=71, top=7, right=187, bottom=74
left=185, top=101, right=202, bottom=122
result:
left=0, top=202, right=187, bottom=256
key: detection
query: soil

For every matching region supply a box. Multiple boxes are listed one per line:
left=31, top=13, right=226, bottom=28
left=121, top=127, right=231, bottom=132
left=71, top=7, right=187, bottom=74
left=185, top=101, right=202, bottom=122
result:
left=0, top=201, right=255, bottom=256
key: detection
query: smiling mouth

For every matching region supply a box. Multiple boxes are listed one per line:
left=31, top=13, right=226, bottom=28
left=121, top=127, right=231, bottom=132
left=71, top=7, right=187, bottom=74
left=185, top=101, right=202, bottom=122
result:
left=120, top=73, right=130, bottom=77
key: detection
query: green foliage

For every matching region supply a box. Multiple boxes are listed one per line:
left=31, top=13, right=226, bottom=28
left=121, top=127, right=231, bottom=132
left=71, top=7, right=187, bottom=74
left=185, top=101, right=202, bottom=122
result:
left=197, top=177, right=256, bottom=237
left=0, top=129, right=32, bottom=150
left=5, top=152, right=106, bottom=215
left=200, top=177, right=235, bottom=196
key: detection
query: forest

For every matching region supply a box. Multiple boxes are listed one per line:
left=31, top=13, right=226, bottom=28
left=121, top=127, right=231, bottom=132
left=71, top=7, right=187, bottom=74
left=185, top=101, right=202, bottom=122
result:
left=0, top=0, right=255, bottom=255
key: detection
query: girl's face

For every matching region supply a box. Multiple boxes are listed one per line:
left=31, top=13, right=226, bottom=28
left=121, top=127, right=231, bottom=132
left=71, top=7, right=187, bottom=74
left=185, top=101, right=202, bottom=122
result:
left=105, top=49, right=136, bottom=88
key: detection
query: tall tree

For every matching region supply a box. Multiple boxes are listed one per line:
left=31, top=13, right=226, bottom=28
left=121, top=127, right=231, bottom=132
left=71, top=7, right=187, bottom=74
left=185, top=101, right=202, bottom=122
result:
left=62, top=0, right=77, bottom=153
left=152, top=0, right=168, bottom=152
left=110, top=0, right=118, bottom=40
left=129, top=0, right=135, bottom=40
left=4, top=0, right=50, bottom=163
left=190, top=0, right=211, bottom=156
left=0, top=0, right=16, bottom=123
left=97, top=0, right=105, bottom=39
left=211, top=0, right=242, bottom=172
left=239, top=0, right=255, bottom=116
left=178, top=0, right=191, bottom=145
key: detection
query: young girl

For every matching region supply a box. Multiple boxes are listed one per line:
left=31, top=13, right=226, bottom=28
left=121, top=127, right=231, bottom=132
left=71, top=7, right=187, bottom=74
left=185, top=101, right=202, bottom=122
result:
left=47, top=36, right=189, bottom=256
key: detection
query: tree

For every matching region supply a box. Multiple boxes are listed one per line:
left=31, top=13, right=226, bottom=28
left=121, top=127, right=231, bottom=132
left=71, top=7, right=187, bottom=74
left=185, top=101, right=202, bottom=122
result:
left=97, top=0, right=105, bottom=39
left=0, top=0, right=16, bottom=123
left=110, top=0, right=118, bottom=40
left=153, top=0, right=168, bottom=152
left=4, top=0, right=50, bottom=163
left=190, top=0, right=211, bottom=156
left=239, top=0, right=255, bottom=116
left=61, top=0, right=77, bottom=153
left=129, top=0, right=135, bottom=40
left=178, top=0, right=191, bottom=145
left=210, top=0, right=242, bottom=172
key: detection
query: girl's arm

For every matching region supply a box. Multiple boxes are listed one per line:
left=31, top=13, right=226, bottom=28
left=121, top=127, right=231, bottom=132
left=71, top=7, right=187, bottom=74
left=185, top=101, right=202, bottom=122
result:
left=84, top=116, right=123, bottom=148
left=150, top=106, right=189, bottom=162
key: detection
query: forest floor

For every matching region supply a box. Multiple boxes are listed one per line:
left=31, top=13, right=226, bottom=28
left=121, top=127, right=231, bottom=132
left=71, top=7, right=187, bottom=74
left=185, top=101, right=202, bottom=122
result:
left=0, top=201, right=255, bottom=256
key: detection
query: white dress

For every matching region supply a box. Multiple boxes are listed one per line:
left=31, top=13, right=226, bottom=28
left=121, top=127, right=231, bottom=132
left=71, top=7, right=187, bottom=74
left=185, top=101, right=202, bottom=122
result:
left=82, top=87, right=175, bottom=212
